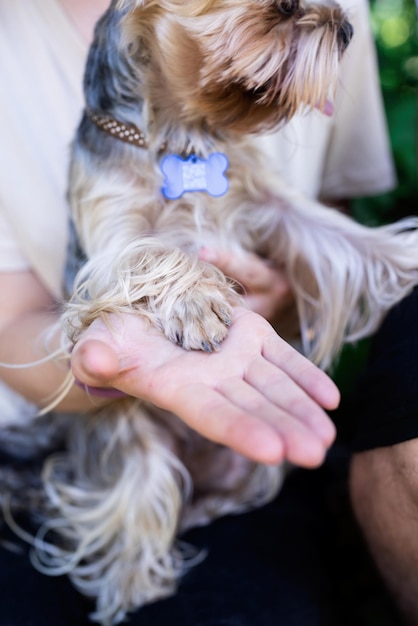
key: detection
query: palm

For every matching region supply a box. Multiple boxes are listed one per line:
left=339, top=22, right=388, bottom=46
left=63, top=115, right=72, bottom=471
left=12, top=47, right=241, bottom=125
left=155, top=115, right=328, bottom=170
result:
left=71, top=307, right=339, bottom=468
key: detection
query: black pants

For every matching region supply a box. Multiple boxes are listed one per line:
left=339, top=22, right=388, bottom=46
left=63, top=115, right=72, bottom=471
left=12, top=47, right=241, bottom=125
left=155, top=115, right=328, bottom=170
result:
left=4, top=288, right=418, bottom=626
left=0, top=452, right=401, bottom=626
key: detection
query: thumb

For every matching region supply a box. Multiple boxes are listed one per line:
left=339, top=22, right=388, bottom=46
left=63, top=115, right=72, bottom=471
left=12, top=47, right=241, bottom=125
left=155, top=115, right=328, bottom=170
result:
left=71, top=338, right=120, bottom=386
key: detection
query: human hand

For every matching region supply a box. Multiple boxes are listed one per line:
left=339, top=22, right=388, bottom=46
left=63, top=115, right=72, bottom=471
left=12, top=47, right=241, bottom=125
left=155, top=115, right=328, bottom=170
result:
left=71, top=307, right=339, bottom=468
left=199, top=247, right=293, bottom=322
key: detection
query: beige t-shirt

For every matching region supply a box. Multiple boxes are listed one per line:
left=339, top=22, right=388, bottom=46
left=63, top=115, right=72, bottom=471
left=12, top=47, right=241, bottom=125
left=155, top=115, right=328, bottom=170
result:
left=0, top=0, right=396, bottom=299
left=0, top=0, right=86, bottom=298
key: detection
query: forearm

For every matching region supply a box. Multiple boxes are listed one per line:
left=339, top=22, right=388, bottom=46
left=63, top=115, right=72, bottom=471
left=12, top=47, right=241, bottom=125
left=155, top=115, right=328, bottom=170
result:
left=0, top=270, right=107, bottom=413
left=0, top=309, right=108, bottom=412
left=0, top=271, right=339, bottom=468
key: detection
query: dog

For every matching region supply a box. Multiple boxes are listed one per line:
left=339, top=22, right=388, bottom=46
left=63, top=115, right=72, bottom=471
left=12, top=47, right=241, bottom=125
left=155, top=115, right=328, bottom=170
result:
left=27, top=0, right=418, bottom=624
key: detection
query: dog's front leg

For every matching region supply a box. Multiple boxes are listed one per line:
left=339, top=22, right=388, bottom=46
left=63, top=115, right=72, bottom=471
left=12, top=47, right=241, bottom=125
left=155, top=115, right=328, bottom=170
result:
left=64, top=233, right=240, bottom=352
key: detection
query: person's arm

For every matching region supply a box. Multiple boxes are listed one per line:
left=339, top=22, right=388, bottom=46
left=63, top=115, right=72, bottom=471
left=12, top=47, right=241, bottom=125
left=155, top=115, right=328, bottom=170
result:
left=72, top=309, right=339, bottom=467
left=0, top=252, right=292, bottom=411
left=0, top=270, right=105, bottom=412
left=0, top=266, right=340, bottom=467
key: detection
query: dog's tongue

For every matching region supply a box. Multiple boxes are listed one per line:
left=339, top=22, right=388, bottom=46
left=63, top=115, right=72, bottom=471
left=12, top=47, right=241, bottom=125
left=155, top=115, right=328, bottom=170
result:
left=315, top=99, right=334, bottom=117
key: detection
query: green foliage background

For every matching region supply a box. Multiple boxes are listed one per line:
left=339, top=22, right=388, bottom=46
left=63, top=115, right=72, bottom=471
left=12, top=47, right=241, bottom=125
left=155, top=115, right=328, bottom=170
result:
left=352, top=0, right=417, bottom=224
left=333, top=0, right=417, bottom=393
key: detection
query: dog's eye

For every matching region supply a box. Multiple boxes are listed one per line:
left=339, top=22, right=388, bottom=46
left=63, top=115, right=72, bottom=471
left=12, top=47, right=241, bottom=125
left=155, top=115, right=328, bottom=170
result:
left=337, top=21, right=354, bottom=52
left=276, top=0, right=298, bottom=16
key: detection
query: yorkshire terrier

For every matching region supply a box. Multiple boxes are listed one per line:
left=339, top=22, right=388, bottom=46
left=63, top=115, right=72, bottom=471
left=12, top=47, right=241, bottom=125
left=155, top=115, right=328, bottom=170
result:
left=27, top=0, right=418, bottom=624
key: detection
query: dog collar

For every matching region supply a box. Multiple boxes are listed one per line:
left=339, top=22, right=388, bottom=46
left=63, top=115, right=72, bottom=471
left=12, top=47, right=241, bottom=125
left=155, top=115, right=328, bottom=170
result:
left=86, top=109, right=229, bottom=199
left=86, top=110, right=149, bottom=149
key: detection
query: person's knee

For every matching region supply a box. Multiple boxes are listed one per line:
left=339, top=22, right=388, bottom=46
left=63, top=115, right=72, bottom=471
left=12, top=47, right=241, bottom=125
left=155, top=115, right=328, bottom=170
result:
left=349, top=439, right=418, bottom=623
left=350, top=439, right=418, bottom=521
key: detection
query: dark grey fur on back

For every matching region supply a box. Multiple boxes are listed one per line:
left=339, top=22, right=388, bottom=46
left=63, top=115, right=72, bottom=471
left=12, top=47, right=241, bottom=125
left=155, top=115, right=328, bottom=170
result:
left=78, top=3, right=144, bottom=153
left=65, top=2, right=144, bottom=295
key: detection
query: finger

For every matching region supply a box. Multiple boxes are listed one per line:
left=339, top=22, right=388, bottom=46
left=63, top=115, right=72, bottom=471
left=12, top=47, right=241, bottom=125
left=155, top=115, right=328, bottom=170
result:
left=244, top=292, right=284, bottom=319
left=262, top=331, right=341, bottom=410
left=243, top=355, right=336, bottom=445
left=199, top=248, right=273, bottom=290
left=228, top=307, right=336, bottom=404
left=215, top=377, right=330, bottom=467
left=199, top=250, right=293, bottom=321
left=167, top=383, right=286, bottom=465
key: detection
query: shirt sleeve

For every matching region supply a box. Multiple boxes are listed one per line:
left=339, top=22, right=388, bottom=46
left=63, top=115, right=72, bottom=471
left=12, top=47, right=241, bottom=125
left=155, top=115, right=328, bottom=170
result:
left=318, top=0, right=397, bottom=200
left=0, top=206, right=31, bottom=272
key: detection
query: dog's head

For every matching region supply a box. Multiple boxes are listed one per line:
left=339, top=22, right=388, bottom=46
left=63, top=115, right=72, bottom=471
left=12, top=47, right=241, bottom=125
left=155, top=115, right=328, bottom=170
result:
left=113, top=0, right=352, bottom=134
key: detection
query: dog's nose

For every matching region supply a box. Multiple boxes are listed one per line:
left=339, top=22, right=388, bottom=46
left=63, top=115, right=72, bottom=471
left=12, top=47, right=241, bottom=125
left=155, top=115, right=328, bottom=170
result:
left=337, top=21, right=354, bottom=52
left=276, top=0, right=299, bottom=16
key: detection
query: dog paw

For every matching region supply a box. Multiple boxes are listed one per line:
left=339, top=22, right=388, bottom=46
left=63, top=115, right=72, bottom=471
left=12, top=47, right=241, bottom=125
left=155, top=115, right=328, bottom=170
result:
left=161, top=291, right=234, bottom=352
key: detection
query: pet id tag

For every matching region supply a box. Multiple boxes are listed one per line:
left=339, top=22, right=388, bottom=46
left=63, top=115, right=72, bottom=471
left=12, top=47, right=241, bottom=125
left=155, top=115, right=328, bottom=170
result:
left=161, top=153, right=229, bottom=200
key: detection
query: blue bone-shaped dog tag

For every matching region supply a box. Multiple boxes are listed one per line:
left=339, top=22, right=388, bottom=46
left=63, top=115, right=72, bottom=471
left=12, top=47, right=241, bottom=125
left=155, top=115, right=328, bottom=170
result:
left=161, top=153, right=229, bottom=200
